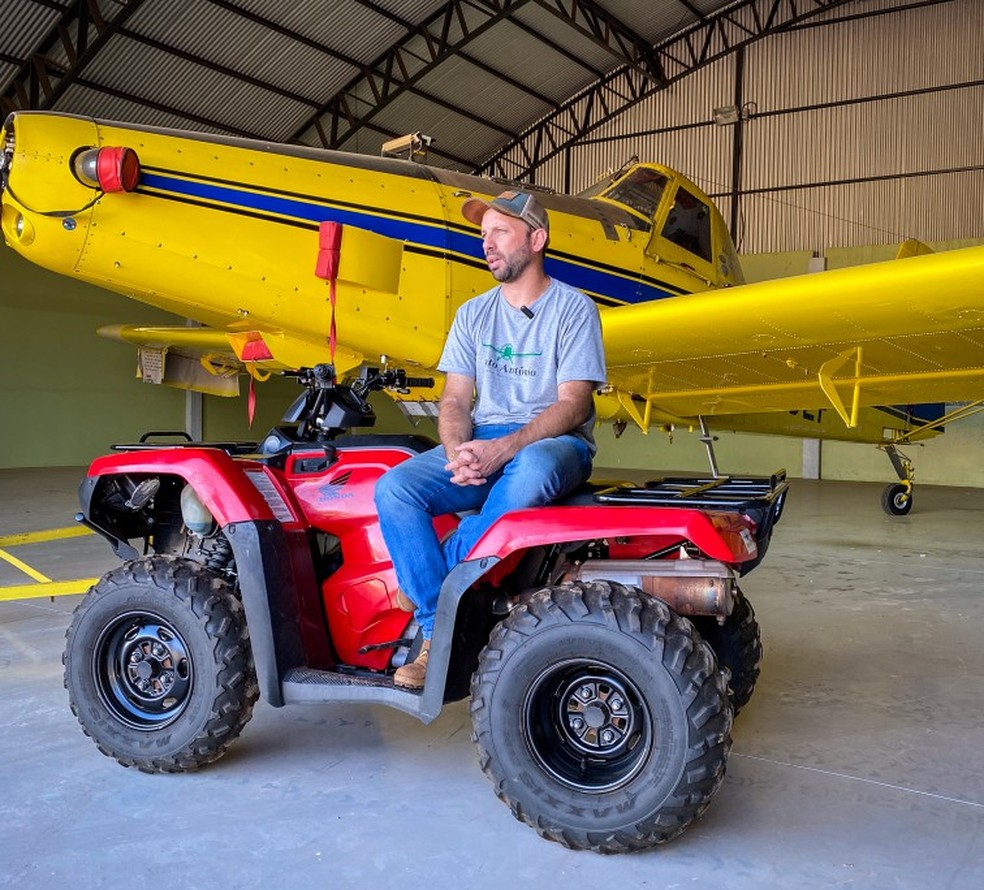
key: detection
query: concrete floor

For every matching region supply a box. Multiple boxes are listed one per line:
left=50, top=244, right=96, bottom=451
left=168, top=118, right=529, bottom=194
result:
left=2, top=468, right=983, bottom=889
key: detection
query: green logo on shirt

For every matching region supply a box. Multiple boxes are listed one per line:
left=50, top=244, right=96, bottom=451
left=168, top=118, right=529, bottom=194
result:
left=484, top=343, right=542, bottom=362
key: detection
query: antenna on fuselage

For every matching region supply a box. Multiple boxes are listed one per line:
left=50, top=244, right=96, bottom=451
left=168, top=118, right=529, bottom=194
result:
left=381, top=132, right=435, bottom=161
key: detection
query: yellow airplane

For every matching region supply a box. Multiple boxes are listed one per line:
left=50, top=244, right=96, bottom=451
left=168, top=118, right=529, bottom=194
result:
left=3, top=111, right=984, bottom=513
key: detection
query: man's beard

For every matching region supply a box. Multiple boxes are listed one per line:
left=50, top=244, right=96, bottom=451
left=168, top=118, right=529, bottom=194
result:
left=488, top=239, right=533, bottom=283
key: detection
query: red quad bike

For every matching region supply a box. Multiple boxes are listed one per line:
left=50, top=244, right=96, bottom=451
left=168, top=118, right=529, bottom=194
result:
left=65, top=363, right=787, bottom=854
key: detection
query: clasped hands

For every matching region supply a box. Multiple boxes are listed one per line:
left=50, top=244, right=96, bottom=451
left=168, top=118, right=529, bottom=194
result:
left=445, top=437, right=516, bottom=486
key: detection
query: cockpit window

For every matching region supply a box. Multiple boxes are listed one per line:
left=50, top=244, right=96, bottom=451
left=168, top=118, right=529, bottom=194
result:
left=660, top=186, right=712, bottom=263
left=603, top=168, right=668, bottom=219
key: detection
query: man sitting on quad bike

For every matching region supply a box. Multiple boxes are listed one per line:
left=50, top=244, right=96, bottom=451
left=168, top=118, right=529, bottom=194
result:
left=375, top=189, right=607, bottom=688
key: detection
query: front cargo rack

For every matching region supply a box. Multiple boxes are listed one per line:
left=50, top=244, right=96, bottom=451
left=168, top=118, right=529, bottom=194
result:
left=111, top=431, right=260, bottom=456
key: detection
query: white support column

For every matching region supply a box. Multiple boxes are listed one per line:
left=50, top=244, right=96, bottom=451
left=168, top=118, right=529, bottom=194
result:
left=801, top=254, right=828, bottom=478
left=186, top=390, right=203, bottom=441
left=802, top=438, right=821, bottom=479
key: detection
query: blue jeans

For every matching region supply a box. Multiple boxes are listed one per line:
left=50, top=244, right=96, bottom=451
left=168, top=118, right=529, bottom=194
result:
left=374, top=424, right=592, bottom=639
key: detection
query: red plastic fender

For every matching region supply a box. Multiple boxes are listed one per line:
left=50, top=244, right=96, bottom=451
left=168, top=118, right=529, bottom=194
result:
left=87, top=449, right=295, bottom=526
left=467, top=504, right=757, bottom=565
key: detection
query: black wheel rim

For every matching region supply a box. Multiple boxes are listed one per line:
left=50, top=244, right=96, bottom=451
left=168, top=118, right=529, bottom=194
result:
left=93, top=610, right=193, bottom=730
left=523, top=659, right=652, bottom=793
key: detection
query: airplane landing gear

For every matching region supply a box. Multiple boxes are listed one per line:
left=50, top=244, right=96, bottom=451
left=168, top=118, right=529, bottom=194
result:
left=879, top=443, right=914, bottom=516
left=875, top=402, right=984, bottom=516
left=881, top=481, right=912, bottom=516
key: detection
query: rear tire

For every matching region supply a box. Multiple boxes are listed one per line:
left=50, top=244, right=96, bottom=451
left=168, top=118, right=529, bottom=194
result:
left=64, top=556, right=258, bottom=772
left=691, top=588, right=762, bottom=715
left=470, top=581, right=732, bottom=853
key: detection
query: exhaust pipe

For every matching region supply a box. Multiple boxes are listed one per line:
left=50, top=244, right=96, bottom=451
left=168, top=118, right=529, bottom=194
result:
left=565, top=559, right=735, bottom=617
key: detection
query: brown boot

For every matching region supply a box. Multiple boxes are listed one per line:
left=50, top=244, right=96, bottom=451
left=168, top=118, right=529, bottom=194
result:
left=393, top=640, right=429, bottom=689
left=395, top=589, right=415, bottom=612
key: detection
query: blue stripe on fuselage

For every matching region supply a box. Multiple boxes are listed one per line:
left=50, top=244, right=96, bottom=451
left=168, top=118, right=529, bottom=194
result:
left=877, top=403, right=946, bottom=425
left=139, top=171, right=676, bottom=305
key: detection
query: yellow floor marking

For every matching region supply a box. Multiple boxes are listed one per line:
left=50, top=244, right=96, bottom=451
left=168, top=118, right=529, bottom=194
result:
left=0, top=526, right=93, bottom=547
left=0, top=579, right=98, bottom=601
left=0, top=547, right=51, bottom=583
left=0, top=525, right=99, bottom=601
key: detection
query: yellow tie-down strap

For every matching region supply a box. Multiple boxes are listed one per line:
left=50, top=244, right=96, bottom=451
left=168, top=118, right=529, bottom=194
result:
left=0, top=526, right=99, bottom=601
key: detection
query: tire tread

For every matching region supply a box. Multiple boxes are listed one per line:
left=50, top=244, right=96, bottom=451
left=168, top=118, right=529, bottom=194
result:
left=64, top=556, right=258, bottom=773
left=470, top=580, right=732, bottom=854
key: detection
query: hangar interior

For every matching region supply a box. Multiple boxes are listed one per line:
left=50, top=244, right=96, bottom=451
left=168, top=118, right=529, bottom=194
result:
left=2, top=0, right=984, bottom=486
left=2, top=1, right=983, bottom=887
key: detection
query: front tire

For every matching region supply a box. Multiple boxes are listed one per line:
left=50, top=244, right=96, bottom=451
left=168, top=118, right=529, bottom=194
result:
left=64, top=556, right=258, bottom=772
left=470, top=581, right=732, bottom=853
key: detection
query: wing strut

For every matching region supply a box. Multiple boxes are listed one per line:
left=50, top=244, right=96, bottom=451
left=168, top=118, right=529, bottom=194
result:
left=698, top=416, right=722, bottom=479
left=895, top=400, right=984, bottom=444
left=818, top=346, right=863, bottom=427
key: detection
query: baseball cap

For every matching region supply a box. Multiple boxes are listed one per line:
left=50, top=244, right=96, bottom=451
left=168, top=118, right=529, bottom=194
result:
left=461, top=189, right=549, bottom=233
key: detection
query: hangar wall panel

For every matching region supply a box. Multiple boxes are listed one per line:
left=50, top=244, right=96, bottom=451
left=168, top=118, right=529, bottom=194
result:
left=538, top=0, right=984, bottom=254
left=744, top=89, right=984, bottom=191
left=735, top=173, right=984, bottom=254
left=525, top=57, right=735, bottom=197
left=749, top=0, right=984, bottom=110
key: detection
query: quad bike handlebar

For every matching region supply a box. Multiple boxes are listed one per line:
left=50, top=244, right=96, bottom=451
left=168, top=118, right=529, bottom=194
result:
left=281, top=364, right=434, bottom=442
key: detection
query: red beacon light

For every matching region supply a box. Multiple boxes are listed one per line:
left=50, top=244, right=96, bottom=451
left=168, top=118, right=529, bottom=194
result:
left=72, top=146, right=141, bottom=192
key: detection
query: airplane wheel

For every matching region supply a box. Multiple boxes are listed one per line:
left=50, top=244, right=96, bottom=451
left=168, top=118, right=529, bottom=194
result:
left=470, top=581, right=732, bottom=853
left=881, top=483, right=913, bottom=516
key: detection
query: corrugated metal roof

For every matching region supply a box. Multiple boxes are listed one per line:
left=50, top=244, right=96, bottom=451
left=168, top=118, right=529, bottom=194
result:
left=512, top=3, right=630, bottom=76
left=602, top=0, right=697, bottom=44
left=0, top=0, right=834, bottom=175
left=2, top=0, right=69, bottom=58
left=4, top=1, right=980, bottom=254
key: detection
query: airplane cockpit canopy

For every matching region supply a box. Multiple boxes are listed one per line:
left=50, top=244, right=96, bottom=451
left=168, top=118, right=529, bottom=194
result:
left=602, top=166, right=668, bottom=221
left=594, top=163, right=742, bottom=288
left=661, top=185, right=713, bottom=264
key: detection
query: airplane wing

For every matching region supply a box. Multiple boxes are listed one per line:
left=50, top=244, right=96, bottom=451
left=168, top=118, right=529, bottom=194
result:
left=99, top=324, right=363, bottom=396
left=599, top=244, right=984, bottom=430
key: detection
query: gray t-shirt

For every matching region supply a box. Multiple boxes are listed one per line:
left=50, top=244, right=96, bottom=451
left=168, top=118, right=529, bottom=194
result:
left=438, top=278, right=607, bottom=451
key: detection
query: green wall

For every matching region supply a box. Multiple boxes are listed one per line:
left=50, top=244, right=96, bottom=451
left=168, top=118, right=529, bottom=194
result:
left=1, top=240, right=981, bottom=487
left=0, top=247, right=297, bottom=467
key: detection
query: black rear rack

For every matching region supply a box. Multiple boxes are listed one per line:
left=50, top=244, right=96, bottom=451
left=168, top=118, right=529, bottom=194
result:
left=592, top=470, right=789, bottom=575
left=593, top=469, right=788, bottom=512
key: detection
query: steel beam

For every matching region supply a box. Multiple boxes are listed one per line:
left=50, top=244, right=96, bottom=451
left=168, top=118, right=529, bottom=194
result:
left=292, top=0, right=538, bottom=149
left=478, top=0, right=857, bottom=181
left=1, top=0, right=149, bottom=116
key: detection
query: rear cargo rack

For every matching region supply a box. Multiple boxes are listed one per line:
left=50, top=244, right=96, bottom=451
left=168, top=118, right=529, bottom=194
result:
left=593, top=470, right=789, bottom=575
left=593, top=469, right=788, bottom=512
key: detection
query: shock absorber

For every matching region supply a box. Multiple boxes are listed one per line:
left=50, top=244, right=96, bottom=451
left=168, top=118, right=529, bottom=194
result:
left=203, top=533, right=235, bottom=576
